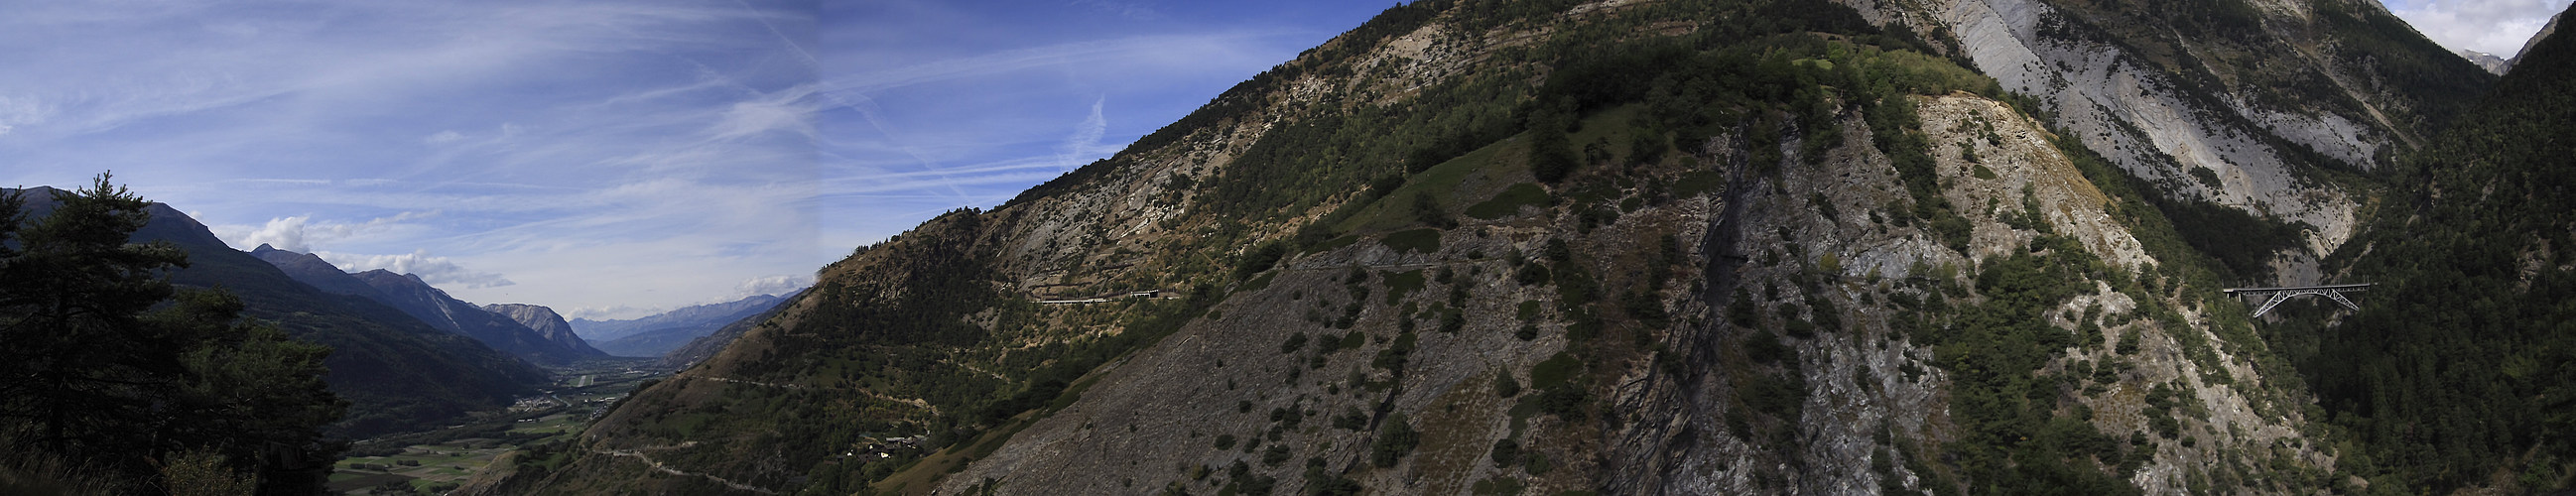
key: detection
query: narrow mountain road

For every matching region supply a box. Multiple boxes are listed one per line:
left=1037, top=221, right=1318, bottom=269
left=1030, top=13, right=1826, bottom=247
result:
left=694, top=375, right=939, bottom=414
left=593, top=441, right=775, bottom=494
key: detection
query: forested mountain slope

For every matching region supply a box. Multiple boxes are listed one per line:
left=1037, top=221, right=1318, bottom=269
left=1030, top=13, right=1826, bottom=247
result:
left=472, top=0, right=2543, bottom=494
left=8, top=186, right=544, bottom=437
left=2273, top=6, right=2576, bottom=492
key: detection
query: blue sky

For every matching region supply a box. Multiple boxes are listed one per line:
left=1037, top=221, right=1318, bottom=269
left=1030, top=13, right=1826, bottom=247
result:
left=0, top=0, right=1391, bottom=318
left=0, top=0, right=2559, bottom=318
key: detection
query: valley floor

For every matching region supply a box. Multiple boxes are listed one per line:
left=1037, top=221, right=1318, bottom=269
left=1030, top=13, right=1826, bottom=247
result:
left=328, top=360, right=665, bottom=495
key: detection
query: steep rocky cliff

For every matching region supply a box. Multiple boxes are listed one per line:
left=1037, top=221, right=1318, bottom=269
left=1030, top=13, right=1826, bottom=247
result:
left=2460, top=50, right=2511, bottom=75
left=1841, top=0, right=2494, bottom=285
left=485, top=303, right=608, bottom=361
left=492, top=1, right=2508, bottom=494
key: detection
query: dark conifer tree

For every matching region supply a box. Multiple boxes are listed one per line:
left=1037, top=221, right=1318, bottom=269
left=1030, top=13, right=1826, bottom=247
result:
left=0, top=174, right=345, bottom=494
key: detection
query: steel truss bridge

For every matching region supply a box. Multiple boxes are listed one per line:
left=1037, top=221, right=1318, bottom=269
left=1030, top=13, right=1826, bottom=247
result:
left=2221, top=284, right=2374, bottom=317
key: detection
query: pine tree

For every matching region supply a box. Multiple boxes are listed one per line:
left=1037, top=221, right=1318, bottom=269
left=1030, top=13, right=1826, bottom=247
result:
left=0, top=174, right=345, bottom=494
left=0, top=174, right=193, bottom=463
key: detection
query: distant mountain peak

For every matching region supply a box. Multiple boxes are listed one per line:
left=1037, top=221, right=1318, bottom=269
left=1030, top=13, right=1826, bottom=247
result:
left=483, top=303, right=603, bottom=360
left=2462, top=49, right=2512, bottom=75
left=348, top=266, right=601, bottom=364
left=571, top=291, right=798, bottom=358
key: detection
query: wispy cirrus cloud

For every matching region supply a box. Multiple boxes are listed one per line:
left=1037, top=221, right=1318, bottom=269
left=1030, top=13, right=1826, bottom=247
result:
left=4, top=0, right=1392, bottom=319
left=827, top=33, right=1280, bottom=94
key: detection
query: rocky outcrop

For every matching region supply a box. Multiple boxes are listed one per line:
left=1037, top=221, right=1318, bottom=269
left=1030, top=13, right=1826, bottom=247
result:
left=1841, top=0, right=2494, bottom=283
left=483, top=303, right=606, bottom=360
left=2461, top=50, right=2512, bottom=75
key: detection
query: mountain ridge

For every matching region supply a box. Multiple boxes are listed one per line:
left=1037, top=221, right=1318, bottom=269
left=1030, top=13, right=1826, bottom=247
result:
left=5, top=186, right=545, bottom=437
left=569, top=293, right=791, bottom=343
left=350, top=268, right=603, bottom=365
left=249, top=244, right=608, bottom=365
left=489, top=1, right=2564, bottom=494
left=249, top=243, right=389, bottom=299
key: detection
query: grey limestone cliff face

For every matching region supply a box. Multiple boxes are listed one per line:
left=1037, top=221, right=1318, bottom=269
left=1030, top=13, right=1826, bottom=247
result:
left=1839, top=0, right=2492, bottom=284
left=937, top=92, right=2338, bottom=495
left=2461, top=50, right=2512, bottom=75
left=528, top=1, right=2416, bottom=493
left=484, top=303, right=605, bottom=360
left=1608, top=95, right=2331, bottom=495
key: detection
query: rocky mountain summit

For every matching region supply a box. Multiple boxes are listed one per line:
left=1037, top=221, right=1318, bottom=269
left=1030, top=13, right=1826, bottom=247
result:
left=484, top=303, right=600, bottom=362
left=2461, top=49, right=2512, bottom=75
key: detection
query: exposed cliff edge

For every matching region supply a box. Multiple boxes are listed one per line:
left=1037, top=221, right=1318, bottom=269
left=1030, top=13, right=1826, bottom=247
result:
left=1842, top=0, right=2494, bottom=284
left=485, top=303, right=609, bottom=361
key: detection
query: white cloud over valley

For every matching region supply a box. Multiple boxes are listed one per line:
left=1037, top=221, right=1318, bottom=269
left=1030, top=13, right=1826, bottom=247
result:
left=318, top=250, right=517, bottom=289
left=734, top=275, right=813, bottom=300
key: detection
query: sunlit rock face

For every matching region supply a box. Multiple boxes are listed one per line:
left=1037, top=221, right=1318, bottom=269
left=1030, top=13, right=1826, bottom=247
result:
left=1844, top=0, right=2494, bottom=284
